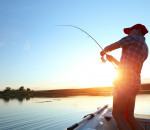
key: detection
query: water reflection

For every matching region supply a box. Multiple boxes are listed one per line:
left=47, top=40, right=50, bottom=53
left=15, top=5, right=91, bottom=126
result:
left=0, top=91, right=112, bottom=103
left=0, top=96, right=31, bottom=103
left=0, top=95, right=150, bottom=130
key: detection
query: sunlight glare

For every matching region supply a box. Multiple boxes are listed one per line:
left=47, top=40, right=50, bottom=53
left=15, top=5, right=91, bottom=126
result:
left=62, top=54, right=119, bottom=88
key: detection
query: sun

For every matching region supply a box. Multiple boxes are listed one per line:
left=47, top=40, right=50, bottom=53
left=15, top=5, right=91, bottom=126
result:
left=61, top=55, right=119, bottom=88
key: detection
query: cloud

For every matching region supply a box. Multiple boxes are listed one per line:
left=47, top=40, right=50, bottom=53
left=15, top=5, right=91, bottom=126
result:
left=24, top=40, right=31, bottom=51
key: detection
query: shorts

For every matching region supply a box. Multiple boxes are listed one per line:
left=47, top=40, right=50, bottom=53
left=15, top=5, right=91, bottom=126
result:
left=113, top=72, right=141, bottom=99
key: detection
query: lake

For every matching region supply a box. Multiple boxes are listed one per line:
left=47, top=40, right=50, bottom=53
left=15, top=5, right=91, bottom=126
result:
left=0, top=94, right=150, bottom=130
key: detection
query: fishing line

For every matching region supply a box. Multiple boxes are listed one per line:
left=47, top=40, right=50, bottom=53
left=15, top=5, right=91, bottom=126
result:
left=55, top=25, right=117, bottom=70
left=55, top=25, right=104, bottom=50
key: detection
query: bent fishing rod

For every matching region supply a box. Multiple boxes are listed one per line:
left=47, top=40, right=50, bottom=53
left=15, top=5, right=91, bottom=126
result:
left=56, top=25, right=103, bottom=50
left=56, top=25, right=117, bottom=69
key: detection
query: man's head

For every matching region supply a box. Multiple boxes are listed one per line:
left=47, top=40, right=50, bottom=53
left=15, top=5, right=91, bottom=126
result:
left=123, top=24, right=148, bottom=36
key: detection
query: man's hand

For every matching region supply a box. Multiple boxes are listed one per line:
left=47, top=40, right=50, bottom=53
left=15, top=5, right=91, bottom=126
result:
left=100, top=46, right=110, bottom=56
left=106, top=54, right=114, bottom=62
left=100, top=50, right=106, bottom=56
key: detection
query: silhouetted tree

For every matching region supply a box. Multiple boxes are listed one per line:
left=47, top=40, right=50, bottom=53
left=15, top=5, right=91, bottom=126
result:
left=26, top=88, right=31, bottom=92
left=4, top=87, right=11, bottom=92
left=19, top=86, right=25, bottom=91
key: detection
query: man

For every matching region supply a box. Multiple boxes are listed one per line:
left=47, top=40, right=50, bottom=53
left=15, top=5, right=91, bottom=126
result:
left=100, top=24, right=148, bottom=130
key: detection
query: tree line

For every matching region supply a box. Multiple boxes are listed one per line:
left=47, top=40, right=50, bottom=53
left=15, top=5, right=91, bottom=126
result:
left=3, top=86, right=32, bottom=93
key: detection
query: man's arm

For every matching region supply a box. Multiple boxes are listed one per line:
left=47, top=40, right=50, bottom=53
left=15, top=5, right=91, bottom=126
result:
left=106, top=54, right=119, bottom=66
left=104, top=42, right=120, bottom=52
left=100, top=42, right=120, bottom=56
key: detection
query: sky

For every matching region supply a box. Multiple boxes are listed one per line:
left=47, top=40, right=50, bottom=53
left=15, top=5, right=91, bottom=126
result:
left=0, top=0, right=150, bottom=90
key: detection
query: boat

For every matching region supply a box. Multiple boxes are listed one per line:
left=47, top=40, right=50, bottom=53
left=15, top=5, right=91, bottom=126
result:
left=67, top=104, right=150, bottom=130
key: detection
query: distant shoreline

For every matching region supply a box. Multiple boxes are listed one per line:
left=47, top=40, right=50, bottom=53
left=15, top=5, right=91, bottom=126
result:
left=0, top=83, right=150, bottom=100
left=32, top=83, right=150, bottom=97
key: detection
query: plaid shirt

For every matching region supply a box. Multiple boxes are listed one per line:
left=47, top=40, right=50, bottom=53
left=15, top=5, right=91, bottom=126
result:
left=113, top=34, right=148, bottom=96
left=117, top=34, right=148, bottom=75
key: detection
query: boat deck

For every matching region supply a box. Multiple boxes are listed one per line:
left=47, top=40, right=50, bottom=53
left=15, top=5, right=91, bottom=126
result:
left=71, top=106, right=150, bottom=130
left=135, top=114, right=150, bottom=130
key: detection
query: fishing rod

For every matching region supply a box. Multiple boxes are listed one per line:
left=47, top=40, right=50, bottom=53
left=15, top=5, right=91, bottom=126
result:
left=56, top=25, right=117, bottom=69
left=56, top=25, right=103, bottom=50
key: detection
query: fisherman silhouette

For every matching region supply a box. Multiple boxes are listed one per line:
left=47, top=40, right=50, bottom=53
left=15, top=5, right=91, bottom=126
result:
left=100, top=24, right=148, bottom=130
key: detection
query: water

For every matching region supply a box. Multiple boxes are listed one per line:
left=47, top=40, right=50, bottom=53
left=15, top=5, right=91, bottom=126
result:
left=0, top=94, right=150, bottom=130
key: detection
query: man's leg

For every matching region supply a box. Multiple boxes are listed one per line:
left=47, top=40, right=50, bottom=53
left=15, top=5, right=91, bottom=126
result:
left=112, top=96, right=132, bottom=130
left=126, top=96, right=145, bottom=130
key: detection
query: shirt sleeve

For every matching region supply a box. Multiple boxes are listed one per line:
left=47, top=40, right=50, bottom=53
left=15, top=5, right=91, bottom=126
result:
left=116, top=35, right=135, bottom=48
